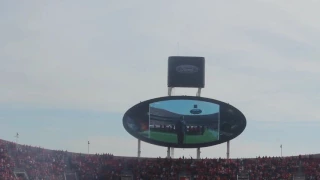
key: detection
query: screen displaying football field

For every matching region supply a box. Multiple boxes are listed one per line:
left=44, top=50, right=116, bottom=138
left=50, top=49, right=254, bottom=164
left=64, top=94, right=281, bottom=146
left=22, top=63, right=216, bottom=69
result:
left=145, top=99, right=220, bottom=144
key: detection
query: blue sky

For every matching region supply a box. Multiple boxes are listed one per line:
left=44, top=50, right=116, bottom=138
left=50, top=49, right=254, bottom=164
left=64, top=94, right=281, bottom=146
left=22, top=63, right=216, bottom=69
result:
left=1, top=0, right=320, bottom=158
left=150, top=100, right=219, bottom=115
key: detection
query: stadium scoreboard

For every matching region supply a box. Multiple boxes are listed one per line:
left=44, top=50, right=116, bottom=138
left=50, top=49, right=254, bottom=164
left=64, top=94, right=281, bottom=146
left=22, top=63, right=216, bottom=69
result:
left=168, top=56, right=205, bottom=88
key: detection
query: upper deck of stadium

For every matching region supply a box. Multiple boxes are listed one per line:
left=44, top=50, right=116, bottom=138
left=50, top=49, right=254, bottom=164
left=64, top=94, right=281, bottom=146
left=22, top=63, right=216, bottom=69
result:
left=0, top=138, right=319, bottom=180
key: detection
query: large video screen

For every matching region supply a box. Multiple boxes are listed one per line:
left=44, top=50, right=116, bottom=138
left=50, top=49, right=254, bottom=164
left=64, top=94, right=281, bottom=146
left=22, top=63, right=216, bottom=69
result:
left=148, top=100, right=220, bottom=144
left=123, top=96, right=246, bottom=148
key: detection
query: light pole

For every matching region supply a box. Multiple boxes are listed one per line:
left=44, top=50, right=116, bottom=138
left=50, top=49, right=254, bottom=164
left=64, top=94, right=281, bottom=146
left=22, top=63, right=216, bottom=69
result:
left=280, top=144, right=282, bottom=157
left=88, top=141, right=90, bottom=154
left=15, top=133, right=19, bottom=144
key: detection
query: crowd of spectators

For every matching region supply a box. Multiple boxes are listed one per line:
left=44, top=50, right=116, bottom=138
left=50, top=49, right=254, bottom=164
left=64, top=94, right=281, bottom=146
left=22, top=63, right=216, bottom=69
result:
left=301, top=155, right=320, bottom=179
left=0, top=140, right=15, bottom=180
left=69, top=153, right=117, bottom=179
left=0, top=139, right=320, bottom=180
left=2, top=139, right=69, bottom=180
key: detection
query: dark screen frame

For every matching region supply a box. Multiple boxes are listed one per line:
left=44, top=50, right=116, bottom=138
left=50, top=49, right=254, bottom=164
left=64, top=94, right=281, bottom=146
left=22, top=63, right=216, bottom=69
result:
left=123, top=96, right=246, bottom=148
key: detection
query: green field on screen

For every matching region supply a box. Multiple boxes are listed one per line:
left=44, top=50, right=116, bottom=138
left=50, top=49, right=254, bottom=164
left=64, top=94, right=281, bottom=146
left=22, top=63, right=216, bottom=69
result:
left=140, top=129, right=218, bottom=144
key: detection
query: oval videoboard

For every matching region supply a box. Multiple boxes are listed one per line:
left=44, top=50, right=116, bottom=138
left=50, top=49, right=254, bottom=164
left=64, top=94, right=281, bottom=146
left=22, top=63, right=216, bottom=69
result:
left=123, top=96, right=246, bottom=148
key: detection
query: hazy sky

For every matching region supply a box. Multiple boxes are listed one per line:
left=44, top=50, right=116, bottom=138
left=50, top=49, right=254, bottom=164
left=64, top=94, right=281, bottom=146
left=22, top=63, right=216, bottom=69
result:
left=1, top=0, right=320, bottom=159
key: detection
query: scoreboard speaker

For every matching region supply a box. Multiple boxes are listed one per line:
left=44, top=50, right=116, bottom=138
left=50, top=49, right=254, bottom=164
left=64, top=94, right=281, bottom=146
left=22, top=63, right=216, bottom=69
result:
left=168, top=56, right=205, bottom=88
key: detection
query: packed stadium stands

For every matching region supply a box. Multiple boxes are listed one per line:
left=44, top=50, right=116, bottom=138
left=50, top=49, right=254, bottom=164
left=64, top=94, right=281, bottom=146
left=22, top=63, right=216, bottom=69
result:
left=0, top=139, right=319, bottom=180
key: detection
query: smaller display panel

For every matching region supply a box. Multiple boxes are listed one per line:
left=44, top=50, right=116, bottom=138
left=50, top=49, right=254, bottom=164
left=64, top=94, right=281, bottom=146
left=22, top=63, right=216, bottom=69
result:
left=123, top=96, right=246, bottom=148
left=168, top=56, right=205, bottom=88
